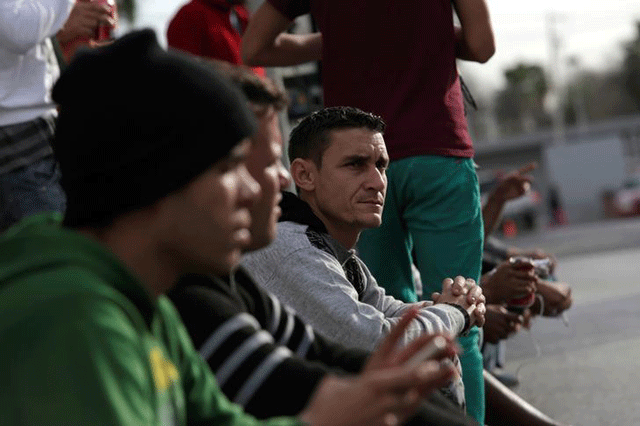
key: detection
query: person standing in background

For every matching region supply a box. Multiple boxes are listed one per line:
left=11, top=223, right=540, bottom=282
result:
left=167, top=0, right=265, bottom=76
left=0, top=0, right=75, bottom=231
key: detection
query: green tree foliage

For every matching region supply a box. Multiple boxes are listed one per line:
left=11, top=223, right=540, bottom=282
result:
left=566, top=72, right=637, bottom=124
left=623, top=21, right=640, bottom=111
left=480, top=22, right=640, bottom=140
left=561, top=23, right=639, bottom=123
left=494, top=63, right=551, bottom=135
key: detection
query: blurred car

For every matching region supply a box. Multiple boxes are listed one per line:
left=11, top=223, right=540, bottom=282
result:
left=604, top=174, right=640, bottom=217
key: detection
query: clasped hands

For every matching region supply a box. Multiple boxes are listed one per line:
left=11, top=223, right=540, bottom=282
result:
left=431, top=276, right=486, bottom=328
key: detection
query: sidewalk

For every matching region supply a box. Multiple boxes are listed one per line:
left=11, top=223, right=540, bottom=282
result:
left=508, top=216, right=640, bottom=258
left=498, top=248, right=640, bottom=426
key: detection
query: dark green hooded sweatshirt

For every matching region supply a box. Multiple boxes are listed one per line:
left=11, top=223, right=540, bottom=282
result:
left=0, top=213, right=301, bottom=426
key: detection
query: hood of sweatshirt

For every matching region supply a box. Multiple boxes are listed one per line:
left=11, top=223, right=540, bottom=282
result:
left=0, top=212, right=155, bottom=325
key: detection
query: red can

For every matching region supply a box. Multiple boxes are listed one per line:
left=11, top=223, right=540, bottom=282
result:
left=507, top=256, right=536, bottom=313
left=93, top=0, right=116, bottom=41
left=507, top=292, right=536, bottom=314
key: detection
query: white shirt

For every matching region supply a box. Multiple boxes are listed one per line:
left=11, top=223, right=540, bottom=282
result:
left=0, top=0, right=74, bottom=126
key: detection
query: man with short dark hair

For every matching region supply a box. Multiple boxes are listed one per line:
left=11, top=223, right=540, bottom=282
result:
left=243, top=106, right=486, bottom=409
left=286, top=107, right=386, bottom=170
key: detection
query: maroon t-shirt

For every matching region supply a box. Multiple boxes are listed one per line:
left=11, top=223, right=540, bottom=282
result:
left=167, top=0, right=265, bottom=76
left=268, top=0, right=473, bottom=160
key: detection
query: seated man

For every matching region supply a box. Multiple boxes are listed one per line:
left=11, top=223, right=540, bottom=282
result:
left=170, top=65, right=479, bottom=426
left=242, top=106, right=486, bottom=408
left=0, top=30, right=460, bottom=426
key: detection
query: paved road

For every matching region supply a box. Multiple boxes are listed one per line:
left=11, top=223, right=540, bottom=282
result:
left=509, top=216, right=640, bottom=258
left=495, top=221, right=640, bottom=426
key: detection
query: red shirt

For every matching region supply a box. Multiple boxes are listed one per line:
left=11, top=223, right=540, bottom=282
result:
left=268, top=0, right=473, bottom=160
left=167, top=0, right=265, bottom=76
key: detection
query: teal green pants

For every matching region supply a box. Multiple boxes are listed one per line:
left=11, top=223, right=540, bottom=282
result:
left=358, top=156, right=485, bottom=424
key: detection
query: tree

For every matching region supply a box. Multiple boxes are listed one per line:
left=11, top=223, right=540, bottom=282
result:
left=623, top=21, right=640, bottom=110
left=564, top=71, right=637, bottom=124
left=494, top=63, right=551, bottom=135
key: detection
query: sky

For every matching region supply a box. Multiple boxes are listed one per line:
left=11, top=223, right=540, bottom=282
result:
left=461, top=0, right=640, bottom=98
left=129, top=0, right=640, bottom=98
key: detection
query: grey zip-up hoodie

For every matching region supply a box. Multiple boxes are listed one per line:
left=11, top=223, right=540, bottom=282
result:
left=242, top=191, right=469, bottom=346
left=242, top=192, right=468, bottom=407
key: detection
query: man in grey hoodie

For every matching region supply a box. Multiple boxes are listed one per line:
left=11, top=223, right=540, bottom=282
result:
left=242, top=106, right=486, bottom=408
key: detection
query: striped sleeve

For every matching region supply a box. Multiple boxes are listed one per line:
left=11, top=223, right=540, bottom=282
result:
left=264, top=291, right=315, bottom=357
left=169, top=277, right=333, bottom=418
left=235, top=268, right=368, bottom=373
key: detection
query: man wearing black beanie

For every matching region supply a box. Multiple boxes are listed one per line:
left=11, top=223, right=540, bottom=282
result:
left=0, top=30, right=462, bottom=426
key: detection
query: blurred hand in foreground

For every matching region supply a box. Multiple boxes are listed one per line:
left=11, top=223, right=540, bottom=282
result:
left=300, top=309, right=459, bottom=426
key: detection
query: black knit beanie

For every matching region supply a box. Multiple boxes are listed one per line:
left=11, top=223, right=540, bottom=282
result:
left=52, top=29, right=256, bottom=227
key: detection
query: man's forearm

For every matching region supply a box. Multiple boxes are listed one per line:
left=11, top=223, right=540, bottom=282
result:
left=417, top=304, right=468, bottom=336
left=406, top=397, right=479, bottom=426
left=454, top=25, right=492, bottom=62
left=485, top=370, right=564, bottom=426
left=368, top=283, right=467, bottom=340
left=482, top=191, right=507, bottom=239
left=242, top=0, right=321, bottom=67
left=245, top=32, right=322, bottom=67
left=452, top=0, right=495, bottom=63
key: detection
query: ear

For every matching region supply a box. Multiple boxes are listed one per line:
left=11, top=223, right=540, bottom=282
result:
left=290, top=158, right=317, bottom=192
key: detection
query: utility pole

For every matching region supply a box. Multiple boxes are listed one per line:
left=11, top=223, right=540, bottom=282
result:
left=567, top=55, right=589, bottom=133
left=546, top=12, right=565, bottom=145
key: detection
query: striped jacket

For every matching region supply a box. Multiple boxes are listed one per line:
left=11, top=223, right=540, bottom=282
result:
left=169, top=269, right=366, bottom=418
left=169, top=269, right=478, bottom=425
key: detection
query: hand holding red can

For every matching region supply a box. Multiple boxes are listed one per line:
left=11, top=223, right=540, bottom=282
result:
left=92, top=0, right=117, bottom=41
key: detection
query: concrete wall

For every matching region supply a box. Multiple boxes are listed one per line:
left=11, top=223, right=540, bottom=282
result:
left=544, top=138, right=626, bottom=223
left=474, top=144, right=550, bottom=227
left=473, top=116, right=640, bottom=227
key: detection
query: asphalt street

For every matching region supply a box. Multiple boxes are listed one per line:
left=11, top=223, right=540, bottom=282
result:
left=497, top=218, right=640, bottom=426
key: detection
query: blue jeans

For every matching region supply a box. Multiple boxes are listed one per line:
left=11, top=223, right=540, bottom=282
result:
left=0, top=156, right=66, bottom=232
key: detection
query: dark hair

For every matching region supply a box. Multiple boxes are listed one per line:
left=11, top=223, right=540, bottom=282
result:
left=205, top=59, right=288, bottom=111
left=288, top=106, right=386, bottom=167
